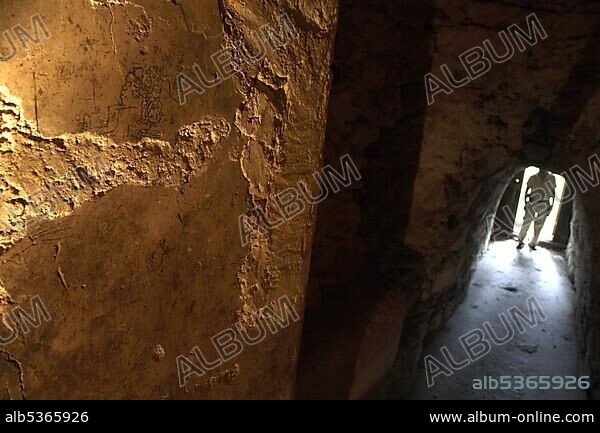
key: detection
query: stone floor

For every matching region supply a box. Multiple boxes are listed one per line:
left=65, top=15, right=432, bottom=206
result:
left=411, top=240, right=587, bottom=400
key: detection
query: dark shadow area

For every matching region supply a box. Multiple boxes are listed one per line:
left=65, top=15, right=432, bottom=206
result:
left=295, top=0, right=434, bottom=399
left=522, top=18, right=600, bottom=162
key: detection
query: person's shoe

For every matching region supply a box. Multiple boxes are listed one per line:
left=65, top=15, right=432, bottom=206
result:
left=516, top=242, right=525, bottom=249
left=529, top=243, right=537, bottom=250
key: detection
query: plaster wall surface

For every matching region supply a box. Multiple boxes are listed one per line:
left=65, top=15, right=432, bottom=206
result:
left=0, top=0, right=338, bottom=399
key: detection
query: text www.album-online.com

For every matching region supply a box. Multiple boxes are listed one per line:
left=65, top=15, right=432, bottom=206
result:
left=429, top=412, right=595, bottom=423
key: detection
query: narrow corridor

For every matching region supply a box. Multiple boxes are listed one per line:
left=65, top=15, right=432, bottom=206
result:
left=412, top=240, right=586, bottom=400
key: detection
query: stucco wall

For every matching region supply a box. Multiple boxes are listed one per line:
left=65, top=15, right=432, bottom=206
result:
left=0, top=0, right=337, bottom=399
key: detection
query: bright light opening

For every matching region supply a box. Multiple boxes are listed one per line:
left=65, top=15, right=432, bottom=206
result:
left=513, top=166, right=566, bottom=243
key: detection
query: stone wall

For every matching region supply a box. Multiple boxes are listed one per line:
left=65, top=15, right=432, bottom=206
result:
left=0, top=0, right=338, bottom=399
left=568, top=198, right=592, bottom=398
left=568, top=184, right=600, bottom=399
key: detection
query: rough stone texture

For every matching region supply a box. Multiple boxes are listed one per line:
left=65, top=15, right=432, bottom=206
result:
left=568, top=186, right=600, bottom=400
left=0, top=84, right=232, bottom=252
left=0, top=0, right=337, bottom=399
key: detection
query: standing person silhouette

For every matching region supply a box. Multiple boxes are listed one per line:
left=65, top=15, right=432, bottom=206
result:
left=517, top=169, right=556, bottom=250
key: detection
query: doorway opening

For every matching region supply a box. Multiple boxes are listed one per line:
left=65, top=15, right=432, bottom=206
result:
left=492, top=166, right=573, bottom=249
left=407, top=171, right=584, bottom=400
left=513, top=167, right=567, bottom=245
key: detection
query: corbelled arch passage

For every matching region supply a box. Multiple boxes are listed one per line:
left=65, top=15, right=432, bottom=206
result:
left=296, top=1, right=600, bottom=400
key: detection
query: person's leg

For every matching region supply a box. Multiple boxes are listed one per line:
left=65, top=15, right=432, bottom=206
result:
left=517, top=207, right=534, bottom=248
left=530, top=212, right=548, bottom=249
